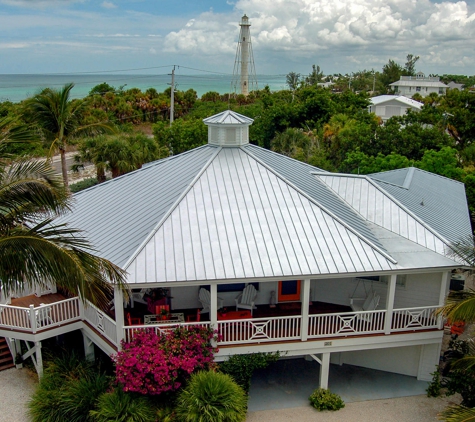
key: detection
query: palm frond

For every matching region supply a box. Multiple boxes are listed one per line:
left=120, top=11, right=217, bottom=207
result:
left=0, top=159, right=69, bottom=229
left=437, top=289, right=475, bottom=324
left=439, top=404, right=475, bottom=421
left=0, top=222, right=127, bottom=309
left=447, top=235, right=475, bottom=267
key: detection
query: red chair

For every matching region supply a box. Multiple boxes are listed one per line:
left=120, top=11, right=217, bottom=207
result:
left=155, top=305, right=170, bottom=319
left=186, top=309, right=201, bottom=322
left=126, top=312, right=141, bottom=326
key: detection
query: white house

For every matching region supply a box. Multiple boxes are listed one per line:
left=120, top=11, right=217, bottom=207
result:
left=0, top=110, right=471, bottom=391
left=369, top=95, right=423, bottom=122
left=390, top=73, right=448, bottom=98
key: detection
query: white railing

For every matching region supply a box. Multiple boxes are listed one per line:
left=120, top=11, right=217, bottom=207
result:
left=391, top=306, right=440, bottom=331
left=308, top=310, right=386, bottom=339
left=0, top=298, right=80, bottom=333
left=123, top=322, right=211, bottom=343
left=83, top=302, right=118, bottom=346
left=217, top=316, right=302, bottom=345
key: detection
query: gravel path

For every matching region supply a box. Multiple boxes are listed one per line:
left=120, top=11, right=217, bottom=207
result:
left=246, top=395, right=460, bottom=422
left=0, top=368, right=37, bottom=422
left=0, top=366, right=460, bottom=422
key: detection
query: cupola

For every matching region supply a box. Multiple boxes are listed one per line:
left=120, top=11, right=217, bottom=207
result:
left=202, top=110, right=254, bottom=147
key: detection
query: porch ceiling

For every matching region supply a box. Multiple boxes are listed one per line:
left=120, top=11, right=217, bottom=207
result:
left=126, top=148, right=397, bottom=284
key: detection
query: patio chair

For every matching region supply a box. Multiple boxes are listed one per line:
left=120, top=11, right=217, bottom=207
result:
left=126, top=312, right=142, bottom=326
left=198, top=288, right=224, bottom=314
left=235, top=284, right=258, bottom=316
left=350, top=292, right=380, bottom=322
left=186, top=309, right=201, bottom=322
left=130, top=288, right=151, bottom=308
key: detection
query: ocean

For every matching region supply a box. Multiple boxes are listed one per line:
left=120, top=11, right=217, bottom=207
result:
left=0, top=73, right=287, bottom=103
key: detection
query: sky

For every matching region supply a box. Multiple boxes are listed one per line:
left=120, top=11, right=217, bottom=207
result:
left=1, top=0, right=474, bottom=77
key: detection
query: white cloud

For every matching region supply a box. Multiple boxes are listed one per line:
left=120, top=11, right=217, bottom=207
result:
left=162, top=0, right=475, bottom=73
left=101, top=1, right=116, bottom=9
left=149, top=47, right=157, bottom=54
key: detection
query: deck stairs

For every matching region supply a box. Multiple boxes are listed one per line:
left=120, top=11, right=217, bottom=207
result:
left=0, top=337, right=14, bottom=371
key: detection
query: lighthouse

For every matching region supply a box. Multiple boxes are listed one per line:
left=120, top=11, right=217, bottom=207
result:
left=231, top=14, right=258, bottom=96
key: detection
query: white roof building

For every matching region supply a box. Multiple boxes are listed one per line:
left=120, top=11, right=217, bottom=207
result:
left=369, top=95, right=423, bottom=122
left=390, top=73, right=448, bottom=98
left=1, top=110, right=470, bottom=392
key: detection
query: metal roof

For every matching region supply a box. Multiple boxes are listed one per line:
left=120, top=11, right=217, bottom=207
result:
left=126, top=148, right=396, bottom=283
left=241, top=145, right=387, bottom=252
left=58, top=145, right=218, bottom=266
left=390, top=80, right=448, bottom=88
left=370, top=95, right=423, bottom=109
left=58, top=114, right=469, bottom=284
left=369, top=168, right=471, bottom=244
left=315, top=172, right=448, bottom=256
left=203, top=110, right=254, bottom=125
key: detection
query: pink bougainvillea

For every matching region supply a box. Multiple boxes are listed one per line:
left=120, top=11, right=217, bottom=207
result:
left=113, top=326, right=218, bottom=395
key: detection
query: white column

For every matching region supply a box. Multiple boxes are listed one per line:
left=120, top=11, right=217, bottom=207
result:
left=301, top=279, right=310, bottom=341
left=438, top=271, right=450, bottom=306
left=35, top=341, right=43, bottom=378
left=210, top=284, right=218, bottom=328
left=319, top=352, right=330, bottom=389
left=384, top=274, right=397, bottom=334
left=438, top=271, right=450, bottom=328
left=29, top=304, right=37, bottom=333
left=82, top=331, right=95, bottom=362
left=114, top=285, right=125, bottom=349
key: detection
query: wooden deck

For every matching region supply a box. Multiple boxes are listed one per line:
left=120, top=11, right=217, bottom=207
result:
left=10, top=293, right=70, bottom=308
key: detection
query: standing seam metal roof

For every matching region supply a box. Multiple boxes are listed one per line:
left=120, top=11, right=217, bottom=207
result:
left=369, top=168, right=471, bottom=244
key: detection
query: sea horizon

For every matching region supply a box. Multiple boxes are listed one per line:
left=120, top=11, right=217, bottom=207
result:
left=0, top=73, right=287, bottom=103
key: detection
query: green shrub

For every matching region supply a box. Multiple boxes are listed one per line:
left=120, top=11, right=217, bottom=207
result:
left=309, top=388, right=345, bottom=411
left=90, top=388, right=157, bottom=422
left=70, top=177, right=100, bottom=193
left=175, top=371, right=247, bottom=422
left=426, top=367, right=442, bottom=397
left=29, top=353, right=109, bottom=422
left=219, top=352, right=280, bottom=393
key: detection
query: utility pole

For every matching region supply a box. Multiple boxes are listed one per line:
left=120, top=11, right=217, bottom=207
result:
left=169, top=65, right=175, bottom=126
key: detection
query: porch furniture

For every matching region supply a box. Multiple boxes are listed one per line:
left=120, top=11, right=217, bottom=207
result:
left=147, top=297, right=168, bottom=314
left=199, top=288, right=224, bottom=314
left=235, top=284, right=258, bottom=316
left=126, top=312, right=141, bottom=326
left=350, top=292, right=380, bottom=322
left=144, top=313, right=185, bottom=324
left=130, top=288, right=150, bottom=308
left=186, top=309, right=201, bottom=322
left=218, top=310, right=252, bottom=321
left=155, top=304, right=170, bottom=316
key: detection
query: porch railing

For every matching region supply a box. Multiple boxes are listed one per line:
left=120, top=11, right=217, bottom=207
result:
left=218, top=315, right=302, bottom=345
left=0, top=298, right=80, bottom=333
left=123, top=322, right=212, bottom=343
left=308, top=309, right=386, bottom=339
left=83, top=302, right=118, bottom=346
left=391, top=305, right=440, bottom=331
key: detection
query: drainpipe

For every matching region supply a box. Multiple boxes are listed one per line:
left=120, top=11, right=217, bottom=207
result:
left=114, top=286, right=125, bottom=349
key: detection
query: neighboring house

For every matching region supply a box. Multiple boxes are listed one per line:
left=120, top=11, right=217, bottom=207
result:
left=390, top=73, right=448, bottom=98
left=369, top=95, right=423, bottom=122
left=447, top=81, right=464, bottom=91
left=317, top=82, right=334, bottom=89
left=0, top=111, right=471, bottom=391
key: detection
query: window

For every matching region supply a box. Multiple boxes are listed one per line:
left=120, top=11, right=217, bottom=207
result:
left=416, top=86, right=421, bottom=92
left=439, top=88, right=444, bottom=94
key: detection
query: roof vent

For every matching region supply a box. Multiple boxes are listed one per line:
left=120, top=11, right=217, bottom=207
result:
left=203, top=110, right=254, bottom=147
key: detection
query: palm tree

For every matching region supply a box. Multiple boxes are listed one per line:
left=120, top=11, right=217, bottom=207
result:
left=0, top=128, right=127, bottom=309
left=25, top=83, right=116, bottom=187
left=437, top=235, right=475, bottom=421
